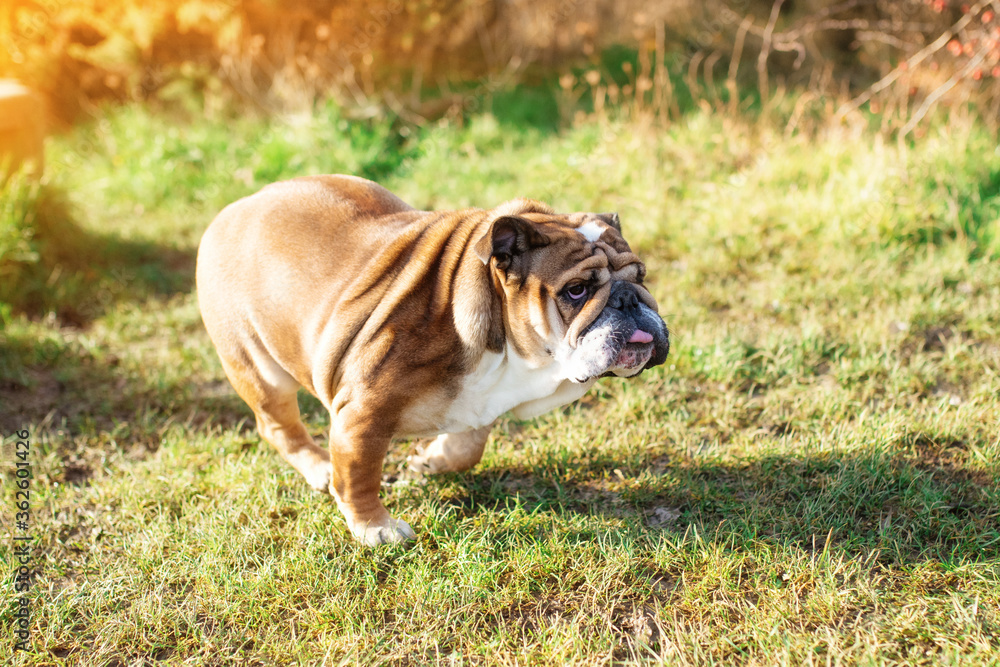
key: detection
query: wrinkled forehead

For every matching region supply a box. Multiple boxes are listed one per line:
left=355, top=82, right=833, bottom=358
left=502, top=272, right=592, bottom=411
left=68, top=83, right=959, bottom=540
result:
left=521, top=212, right=634, bottom=255
left=519, top=213, right=656, bottom=345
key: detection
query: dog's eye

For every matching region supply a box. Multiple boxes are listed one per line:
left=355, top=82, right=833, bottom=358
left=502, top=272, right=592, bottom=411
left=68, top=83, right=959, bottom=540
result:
left=563, top=284, right=589, bottom=302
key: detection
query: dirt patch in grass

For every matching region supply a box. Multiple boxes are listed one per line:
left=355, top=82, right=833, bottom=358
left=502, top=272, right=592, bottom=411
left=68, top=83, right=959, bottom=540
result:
left=0, top=366, right=62, bottom=434
left=899, top=431, right=997, bottom=488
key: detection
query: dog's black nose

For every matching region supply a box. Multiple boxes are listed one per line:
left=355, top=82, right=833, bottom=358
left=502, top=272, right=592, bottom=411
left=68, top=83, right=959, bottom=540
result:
left=608, top=282, right=640, bottom=312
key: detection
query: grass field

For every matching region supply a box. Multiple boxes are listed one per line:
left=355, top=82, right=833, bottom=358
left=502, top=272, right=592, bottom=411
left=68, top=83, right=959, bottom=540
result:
left=1, top=99, right=999, bottom=665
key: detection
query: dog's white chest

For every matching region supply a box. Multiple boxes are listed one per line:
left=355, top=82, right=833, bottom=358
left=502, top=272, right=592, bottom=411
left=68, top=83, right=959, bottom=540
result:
left=401, top=347, right=594, bottom=437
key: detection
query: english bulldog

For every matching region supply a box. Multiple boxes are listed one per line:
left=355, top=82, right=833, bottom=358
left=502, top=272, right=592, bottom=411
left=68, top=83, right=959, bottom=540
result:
left=196, top=175, right=669, bottom=545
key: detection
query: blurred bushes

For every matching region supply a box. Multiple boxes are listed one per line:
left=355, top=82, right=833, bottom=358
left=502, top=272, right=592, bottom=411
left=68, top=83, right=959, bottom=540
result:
left=0, top=0, right=637, bottom=122
left=2, top=0, right=1000, bottom=131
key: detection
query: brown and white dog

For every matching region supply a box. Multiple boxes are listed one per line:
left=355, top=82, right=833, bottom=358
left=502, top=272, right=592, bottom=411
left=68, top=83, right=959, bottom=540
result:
left=196, top=175, right=669, bottom=545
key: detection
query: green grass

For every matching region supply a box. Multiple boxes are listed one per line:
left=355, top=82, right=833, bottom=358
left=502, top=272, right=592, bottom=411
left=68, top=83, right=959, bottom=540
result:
left=1, top=99, right=999, bottom=665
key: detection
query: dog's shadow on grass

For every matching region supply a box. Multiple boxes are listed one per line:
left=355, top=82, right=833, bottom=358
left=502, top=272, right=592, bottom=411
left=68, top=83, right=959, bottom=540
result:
left=430, top=442, right=998, bottom=566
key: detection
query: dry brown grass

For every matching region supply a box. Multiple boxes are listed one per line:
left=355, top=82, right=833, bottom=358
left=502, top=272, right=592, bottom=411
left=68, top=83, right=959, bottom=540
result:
left=4, top=0, right=1000, bottom=134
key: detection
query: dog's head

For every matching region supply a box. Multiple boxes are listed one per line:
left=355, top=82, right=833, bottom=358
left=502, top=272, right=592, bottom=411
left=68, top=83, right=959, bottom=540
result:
left=475, top=200, right=669, bottom=382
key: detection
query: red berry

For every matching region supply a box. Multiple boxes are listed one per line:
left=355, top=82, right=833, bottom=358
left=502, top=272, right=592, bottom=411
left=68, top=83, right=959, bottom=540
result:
left=983, top=10, right=995, bottom=23
left=948, top=39, right=963, bottom=55
left=992, top=65, right=1000, bottom=77
left=973, top=68, right=983, bottom=80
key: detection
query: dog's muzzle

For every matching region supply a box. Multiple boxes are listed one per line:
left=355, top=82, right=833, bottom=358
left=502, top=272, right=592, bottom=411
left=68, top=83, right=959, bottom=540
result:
left=565, top=281, right=670, bottom=382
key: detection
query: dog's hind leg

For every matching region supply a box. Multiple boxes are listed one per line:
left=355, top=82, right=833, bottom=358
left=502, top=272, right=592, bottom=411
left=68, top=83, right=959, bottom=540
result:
left=218, top=346, right=332, bottom=492
left=407, top=425, right=492, bottom=475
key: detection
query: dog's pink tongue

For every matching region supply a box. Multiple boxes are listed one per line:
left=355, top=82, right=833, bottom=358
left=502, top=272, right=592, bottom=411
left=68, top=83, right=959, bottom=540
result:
left=628, top=329, right=654, bottom=344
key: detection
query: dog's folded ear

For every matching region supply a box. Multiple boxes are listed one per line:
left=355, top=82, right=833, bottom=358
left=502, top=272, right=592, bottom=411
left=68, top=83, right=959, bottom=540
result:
left=600, top=212, right=621, bottom=232
left=474, top=216, right=550, bottom=268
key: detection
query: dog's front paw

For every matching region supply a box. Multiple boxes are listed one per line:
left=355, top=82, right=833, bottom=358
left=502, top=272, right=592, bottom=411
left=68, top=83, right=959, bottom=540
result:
left=348, top=516, right=416, bottom=546
left=283, top=446, right=332, bottom=493
left=407, top=440, right=447, bottom=475
left=301, top=460, right=332, bottom=493
left=407, top=429, right=489, bottom=475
